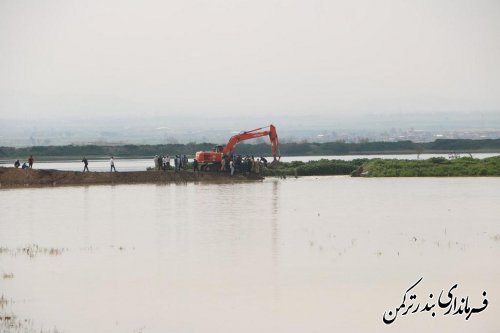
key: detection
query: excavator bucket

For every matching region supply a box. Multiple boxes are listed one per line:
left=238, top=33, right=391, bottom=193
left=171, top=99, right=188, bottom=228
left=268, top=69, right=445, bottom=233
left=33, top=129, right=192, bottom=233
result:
left=268, top=159, right=281, bottom=168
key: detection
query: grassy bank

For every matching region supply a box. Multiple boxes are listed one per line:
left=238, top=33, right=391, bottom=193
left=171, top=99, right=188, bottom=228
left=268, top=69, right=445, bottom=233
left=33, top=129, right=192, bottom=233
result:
left=360, top=156, right=500, bottom=177
left=260, top=156, right=500, bottom=177
left=2, top=156, right=498, bottom=183
left=262, top=159, right=366, bottom=177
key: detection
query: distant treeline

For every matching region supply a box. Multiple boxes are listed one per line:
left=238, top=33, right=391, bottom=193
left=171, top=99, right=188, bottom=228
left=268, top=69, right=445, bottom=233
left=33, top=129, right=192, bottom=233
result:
left=2, top=139, right=500, bottom=160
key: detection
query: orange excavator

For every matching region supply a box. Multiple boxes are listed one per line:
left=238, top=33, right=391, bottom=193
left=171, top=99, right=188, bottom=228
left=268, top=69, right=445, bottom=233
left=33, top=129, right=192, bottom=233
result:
left=195, top=124, right=280, bottom=170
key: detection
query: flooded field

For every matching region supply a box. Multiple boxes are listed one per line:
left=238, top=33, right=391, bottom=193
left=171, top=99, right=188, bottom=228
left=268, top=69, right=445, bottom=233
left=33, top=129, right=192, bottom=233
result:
left=1, top=177, right=499, bottom=332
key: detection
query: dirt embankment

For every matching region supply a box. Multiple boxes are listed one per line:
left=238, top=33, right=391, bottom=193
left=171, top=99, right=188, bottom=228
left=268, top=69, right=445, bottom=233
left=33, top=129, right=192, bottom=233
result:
left=0, top=167, right=262, bottom=188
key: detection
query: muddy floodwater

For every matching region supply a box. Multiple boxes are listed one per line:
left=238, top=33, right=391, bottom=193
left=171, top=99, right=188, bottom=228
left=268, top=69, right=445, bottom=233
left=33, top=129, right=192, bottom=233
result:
left=1, top=177, right=499, bottom=332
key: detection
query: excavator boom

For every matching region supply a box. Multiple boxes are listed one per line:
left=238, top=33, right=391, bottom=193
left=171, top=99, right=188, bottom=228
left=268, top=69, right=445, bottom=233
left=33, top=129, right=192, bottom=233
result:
left=222, top=125, right=280, bottom=160
left=195, top=124, right=280, bottom=166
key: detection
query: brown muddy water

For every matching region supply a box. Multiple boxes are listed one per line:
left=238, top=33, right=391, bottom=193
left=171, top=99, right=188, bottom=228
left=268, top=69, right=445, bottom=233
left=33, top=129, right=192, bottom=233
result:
left=1, top=177, right=499, bottom=332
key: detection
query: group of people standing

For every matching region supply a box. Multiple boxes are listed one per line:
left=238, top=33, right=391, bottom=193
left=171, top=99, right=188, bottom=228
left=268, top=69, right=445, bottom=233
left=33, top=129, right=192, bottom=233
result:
left=11, top=154, right=268, bottom=175
left=225, top=155, right=266, bottom=176
left=152, top=153, right=267, bottom=176
left=154, top=154, right=188, bottom=171
left=14, top=155, right=34, bottom=169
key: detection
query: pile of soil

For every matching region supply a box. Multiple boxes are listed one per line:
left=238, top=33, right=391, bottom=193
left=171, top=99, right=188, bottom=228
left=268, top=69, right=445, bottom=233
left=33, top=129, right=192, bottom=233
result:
left=0, top=167, right=262, bottom=188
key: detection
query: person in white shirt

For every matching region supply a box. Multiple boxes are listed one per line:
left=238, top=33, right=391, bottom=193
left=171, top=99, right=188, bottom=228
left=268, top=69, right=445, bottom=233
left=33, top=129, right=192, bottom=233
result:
left=110, top=156, right=116, bottom=172
left=230, top=159, right=235, bottom=176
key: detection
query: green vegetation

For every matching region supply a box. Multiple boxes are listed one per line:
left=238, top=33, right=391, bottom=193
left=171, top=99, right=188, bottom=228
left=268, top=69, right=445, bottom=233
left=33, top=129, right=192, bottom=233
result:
left=262, top=159, right=366, bottom=177
left=2, top=138, right=500, bottom=160
left=361, top=156, right=500, bottom=177
left=261, top=156, right=500, bottom=177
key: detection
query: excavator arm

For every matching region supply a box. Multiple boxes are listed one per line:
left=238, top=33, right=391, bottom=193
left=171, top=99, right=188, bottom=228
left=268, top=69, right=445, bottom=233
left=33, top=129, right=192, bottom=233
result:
left=222, top=124, right=280, bottom=161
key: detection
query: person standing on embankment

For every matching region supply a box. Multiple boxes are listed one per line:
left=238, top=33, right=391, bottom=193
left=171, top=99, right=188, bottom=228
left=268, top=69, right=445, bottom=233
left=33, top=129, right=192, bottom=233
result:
left=230, top=159, right=235, bottom=176
left=165, top=155, right=171, bottom=170
left=82, top=157, right=89, bottom=172
left=110, top=156, right=117, bottom=172
left=193, top=158, right=199, bottom=173
left=28, top=155, right=34, bottom=168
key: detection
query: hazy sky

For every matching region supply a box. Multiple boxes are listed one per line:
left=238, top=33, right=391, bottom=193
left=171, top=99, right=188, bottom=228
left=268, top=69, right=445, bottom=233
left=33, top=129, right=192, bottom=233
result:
left=1, top=0, right=499, bottom=120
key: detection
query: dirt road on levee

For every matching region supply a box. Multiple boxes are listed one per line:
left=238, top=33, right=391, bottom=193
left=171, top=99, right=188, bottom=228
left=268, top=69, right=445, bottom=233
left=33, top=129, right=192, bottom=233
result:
left=0, top=167, right=262, bottom=188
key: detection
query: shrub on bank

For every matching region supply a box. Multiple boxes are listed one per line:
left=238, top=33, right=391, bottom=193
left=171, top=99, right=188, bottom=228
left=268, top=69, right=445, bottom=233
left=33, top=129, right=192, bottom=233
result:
left=362, top=156, right=500, bottom=177
left=261, top=159, right=365, bottom=177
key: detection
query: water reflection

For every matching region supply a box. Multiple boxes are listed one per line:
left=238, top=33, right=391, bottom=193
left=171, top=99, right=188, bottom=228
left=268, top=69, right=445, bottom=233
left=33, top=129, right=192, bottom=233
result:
left=82, top=186, right=89, bottom=245
left=271, top=180, right=280, bottom=265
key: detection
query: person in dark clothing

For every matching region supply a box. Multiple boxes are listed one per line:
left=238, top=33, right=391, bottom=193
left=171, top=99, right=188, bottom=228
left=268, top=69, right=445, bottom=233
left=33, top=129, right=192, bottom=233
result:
left=82, top=157, right=89, bottom=172
left=14, top=160, right=20, bottom=168
left=193, top=158, right=199, bottom=172
left=174, top=155, right=180, bottom=171
left=260, top=156, right=268, bottom=167
left=235, top=155, right=242, bottom=173
left=250, top=156, right=255, bottom=173
left=244, top=156, right=252, bottom=174
left=165, top=155, right=171, bottom=170
left=28, top=155, right=34, bottom=168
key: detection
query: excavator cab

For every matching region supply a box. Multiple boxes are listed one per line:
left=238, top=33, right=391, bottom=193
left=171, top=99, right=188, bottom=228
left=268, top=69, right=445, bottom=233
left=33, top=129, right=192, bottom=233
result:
left=210, top=145, right=224, bottom=152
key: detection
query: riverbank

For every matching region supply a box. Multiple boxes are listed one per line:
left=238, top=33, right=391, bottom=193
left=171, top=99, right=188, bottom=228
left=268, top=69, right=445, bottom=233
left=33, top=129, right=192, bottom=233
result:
left=262, top=156, right=500, bottom=177
left=357, top=155, right=500, bottom=177
left=2, top=155, right=499, bottom=188
left=0, top=167, right=262, bottom=188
